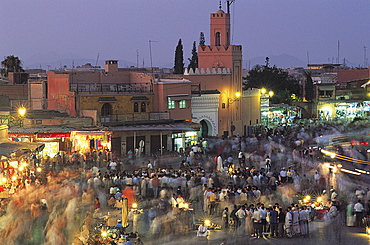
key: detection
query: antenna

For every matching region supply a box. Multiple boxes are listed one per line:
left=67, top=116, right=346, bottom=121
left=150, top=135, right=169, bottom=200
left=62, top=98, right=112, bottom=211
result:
left=94, top=53, right=100, bottom=72
left=364, top=46, right=367, bottom=68
left=226, top=0, right=235, bottom=14
left=307, top=52, right=310, bottom=65
left=149, top=40, right=158, bottom=73
left=136, top=50, right=139, bottom=68
left=337, top=40, right=340, bottom=64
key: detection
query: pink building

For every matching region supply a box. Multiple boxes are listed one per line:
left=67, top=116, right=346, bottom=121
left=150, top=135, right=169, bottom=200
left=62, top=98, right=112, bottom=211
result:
left=153, top=77, right=193, bottom=121
left=185, top=8, right=244, bottom=137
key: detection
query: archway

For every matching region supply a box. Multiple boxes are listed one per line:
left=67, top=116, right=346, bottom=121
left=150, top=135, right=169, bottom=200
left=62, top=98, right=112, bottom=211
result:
left=200, top=119, right=210, bottom=138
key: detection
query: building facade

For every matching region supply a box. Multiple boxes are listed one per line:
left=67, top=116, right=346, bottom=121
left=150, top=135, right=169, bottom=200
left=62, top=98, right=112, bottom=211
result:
left=185, top=8, right=244, bottom=137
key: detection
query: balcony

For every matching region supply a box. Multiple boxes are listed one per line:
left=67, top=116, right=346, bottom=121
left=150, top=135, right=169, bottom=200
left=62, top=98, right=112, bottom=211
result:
left=69, top=83, right=153, bottom=93
left=100, top=112, right=170, bottom=124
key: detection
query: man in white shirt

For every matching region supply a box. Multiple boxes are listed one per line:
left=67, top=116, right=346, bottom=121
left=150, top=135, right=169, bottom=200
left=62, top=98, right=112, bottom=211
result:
left=191, top=144, right=199, bottom=153
left=299, top=206, right=309, bottom=237
left=355, top=186, right=365, bottom=200
left=252, top=208, right=262, bottom=238
left=285, top=207, right=293, bottom=238
left=354, top=199, right=364, bottom=227
left=109, top=161, right=117, bottom=171
left=280, top=168, right=287, bottom=183
left=235, top=205, right=246, bottom=235
left=197, top=221, right=208, bottom=239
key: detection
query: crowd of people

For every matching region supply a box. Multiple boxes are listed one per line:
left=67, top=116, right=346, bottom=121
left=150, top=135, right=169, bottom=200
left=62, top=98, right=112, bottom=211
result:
left=1, top=122, right=370, bottom=244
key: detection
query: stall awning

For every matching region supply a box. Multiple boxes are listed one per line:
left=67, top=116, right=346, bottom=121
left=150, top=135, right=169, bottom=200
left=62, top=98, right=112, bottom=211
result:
left=0, top=141, right=45, bottom=156
left=130, top=96, right=149, bottom=101
left=99, top=97, right=117, bottom=102
left=170, top=96, right=191, bottom=101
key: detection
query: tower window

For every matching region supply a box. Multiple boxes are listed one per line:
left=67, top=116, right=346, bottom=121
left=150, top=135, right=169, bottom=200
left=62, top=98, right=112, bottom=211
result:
left=134, top=102, right=139, bottom=112
left=215, top=32, right=221, bottom=46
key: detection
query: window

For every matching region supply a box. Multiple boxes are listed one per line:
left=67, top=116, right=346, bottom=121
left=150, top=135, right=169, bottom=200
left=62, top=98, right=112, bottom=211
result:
left=222, top=103, right=226, bottom=109
left=134, top=102, right=139, bottom=112
left=101, top=103, right=112, bottom=116
left=168, top=97, right=175, bottom=109
left=141, top=102, right=146, bottom=112
left=179, top=100, right=186, bottom=109
left=215, top=32, right=221, bottom=46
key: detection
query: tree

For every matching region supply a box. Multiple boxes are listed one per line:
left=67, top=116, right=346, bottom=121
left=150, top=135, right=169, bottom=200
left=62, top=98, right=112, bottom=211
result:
left=1, top=55, right=24, bottom=77
left=187, top=41, right=198, bottom=71
left=199, top=32, right=205, bottom=46
left=173, top=39, right=184, bottom=74
left=304, top=71, right=315, bottom=101
left=243, top=57, right=301, bottom=104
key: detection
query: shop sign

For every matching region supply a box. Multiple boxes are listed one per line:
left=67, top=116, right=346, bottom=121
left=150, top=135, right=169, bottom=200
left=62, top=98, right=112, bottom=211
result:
left=8, top=133, right=35, bottom=138
left=37, top=133, right=71, bottom=138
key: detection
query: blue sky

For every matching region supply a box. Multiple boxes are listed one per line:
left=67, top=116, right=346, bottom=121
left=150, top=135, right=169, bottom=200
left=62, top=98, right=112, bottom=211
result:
left=1, top=0, right=369, bottom=69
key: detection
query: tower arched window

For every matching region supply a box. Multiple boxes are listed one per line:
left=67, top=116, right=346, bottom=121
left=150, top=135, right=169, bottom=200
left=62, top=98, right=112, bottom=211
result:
left=101, top=103, right=112, bottom=116
left=141, top=102, right=146, bottom=112
left=134, top=102, right=139, bottom=112
left=215, top=32, right=221, bottom=46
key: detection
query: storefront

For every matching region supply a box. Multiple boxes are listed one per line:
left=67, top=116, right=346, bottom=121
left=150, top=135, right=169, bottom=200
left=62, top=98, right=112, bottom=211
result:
left=35, top=132, right=71, bottom=158
left=172, top=131, right=198, bottom=153
left=109, top=122, right=200, bottom=156
left=261, top=105, right=302, bottom=127
left=8, top=128, right=111, bottom=159
left=317, top=101, right=369, bottom=121
left=9, top=131, right=71, bottom=158
left=334, top=101, right=368, bottom=120
left=70, top=131, right=111, bottom=153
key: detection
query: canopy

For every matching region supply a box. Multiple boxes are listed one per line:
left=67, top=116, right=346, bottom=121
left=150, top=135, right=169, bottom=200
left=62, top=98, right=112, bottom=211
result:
left=0, top=140, right=44, bottom=156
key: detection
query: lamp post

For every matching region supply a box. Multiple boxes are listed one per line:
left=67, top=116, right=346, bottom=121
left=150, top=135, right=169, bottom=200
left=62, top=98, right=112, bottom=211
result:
left=260, top=88, right=273, bottom=128
left=228, top=91, right=241, bottom=136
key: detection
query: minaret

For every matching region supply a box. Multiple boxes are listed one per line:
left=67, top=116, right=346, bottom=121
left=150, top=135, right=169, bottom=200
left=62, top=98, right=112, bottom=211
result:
left=198, top=7, right=242, bottom=74
left=210, top=9, right=230, bottom=47
left=196, top=5, right=243, bottom=136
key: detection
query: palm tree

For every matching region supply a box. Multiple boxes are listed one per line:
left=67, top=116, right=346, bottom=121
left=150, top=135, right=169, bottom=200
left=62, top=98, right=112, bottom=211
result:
left=1, top=55, right=24, bottom=77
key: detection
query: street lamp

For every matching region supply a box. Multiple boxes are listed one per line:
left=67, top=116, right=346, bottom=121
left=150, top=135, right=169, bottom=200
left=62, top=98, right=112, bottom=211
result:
left=228, top=91, right=241, bottom=104
left=18, top=107, right=26, bottom=117
left=17, top=107, right=26, bottom=127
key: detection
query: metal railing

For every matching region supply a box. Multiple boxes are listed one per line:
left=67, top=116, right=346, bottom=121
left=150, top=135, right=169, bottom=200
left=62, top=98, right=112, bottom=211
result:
left=100, top=112, right=170, bottom=123
left=69, top=83, right=153, bottom=93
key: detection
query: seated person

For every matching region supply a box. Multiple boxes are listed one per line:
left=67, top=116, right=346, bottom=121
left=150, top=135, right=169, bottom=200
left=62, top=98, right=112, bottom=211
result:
left=114, top=219, right=126, bottom=233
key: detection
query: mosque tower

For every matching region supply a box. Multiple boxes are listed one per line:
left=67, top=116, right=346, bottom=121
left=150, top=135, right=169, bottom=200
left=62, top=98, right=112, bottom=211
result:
left=195, top=3, right=243, bottom=136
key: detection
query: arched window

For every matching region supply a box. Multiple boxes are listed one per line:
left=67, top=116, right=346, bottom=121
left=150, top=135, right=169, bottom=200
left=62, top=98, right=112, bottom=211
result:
left=141, top=102, right=146, bottom=112
left=101, top=103, right=112, bottom=116
left=215, top=32, right=221, bottom=46
left=134, top=102, right=139, bottom=112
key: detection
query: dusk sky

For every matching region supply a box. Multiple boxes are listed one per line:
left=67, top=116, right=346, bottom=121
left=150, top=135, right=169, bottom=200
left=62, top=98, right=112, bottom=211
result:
left=1, top=0, right=369, bottom=69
